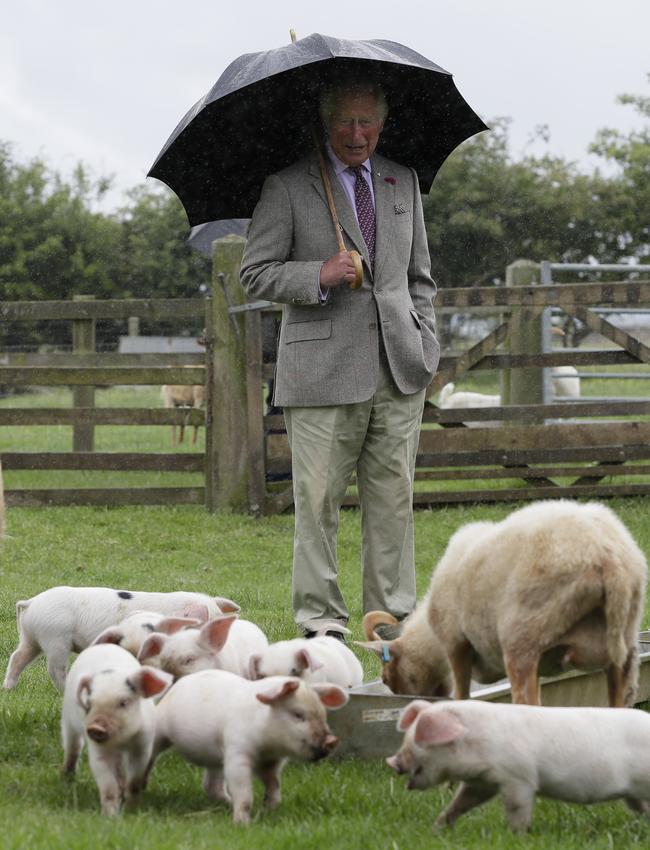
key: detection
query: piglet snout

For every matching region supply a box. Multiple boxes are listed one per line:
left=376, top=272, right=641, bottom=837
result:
left=311, top=733, right=339, bottom=760
left=86, top=722, right=111, bottom=743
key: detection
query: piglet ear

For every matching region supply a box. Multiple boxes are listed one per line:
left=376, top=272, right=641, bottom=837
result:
left=181, top=602, right=210, bottom=623
left=201, top=614, right=238, bottom=652
left=91, top=627, right=124, bottom=646
left=398, top=700, right=432, bottom=731
left=155, top=616, right=201, bottom=635
left=137, top=633, right=166, bottom=662
left=131, top=667, right=174, bottom=699
left=311, top=683, right=349, bottom=710
left=76, top=675, right=93, bottom=710
left=295, top=648, right=324, bottom=673
left=249, top=653, right=263, bottom=680
left=256, top=679, right=301, bottom=705
left=214, top=597, right=240, bottom=614
left=414, top=708, right=467, bottom=747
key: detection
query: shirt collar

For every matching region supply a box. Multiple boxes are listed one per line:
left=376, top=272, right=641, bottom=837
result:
left=325, top=141, right=371, bottom=176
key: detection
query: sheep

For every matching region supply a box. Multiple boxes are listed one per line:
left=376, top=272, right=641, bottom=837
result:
left=359, top=500, right=647, bottom=707
left=437, top=383, right=500, bottom=409
left=357, top=606, right=452, bottom=699
left=161, top=384, right=206, bottom=445
left=438, top=368, right=580, bottom=409
left=552, top=365, right=580, bottom=398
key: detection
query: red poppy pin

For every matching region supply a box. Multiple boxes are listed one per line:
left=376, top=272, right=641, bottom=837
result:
left=384, top=176, right=397, bottom=185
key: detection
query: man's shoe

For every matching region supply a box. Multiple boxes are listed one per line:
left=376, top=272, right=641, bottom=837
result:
left=373, top=621, right=403, bottom=642
left=303, top=623, right=349, bottom=643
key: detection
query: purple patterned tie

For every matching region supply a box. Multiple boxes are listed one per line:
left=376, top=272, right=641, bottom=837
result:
left=349, top=166, right=375, bottom=269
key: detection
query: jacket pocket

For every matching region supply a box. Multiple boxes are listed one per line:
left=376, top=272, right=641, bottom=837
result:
left=284, top=319, right=332, bottom=344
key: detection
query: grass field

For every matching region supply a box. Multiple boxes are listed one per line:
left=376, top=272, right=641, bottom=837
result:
left=2, top=384, right=650, bottom=848
left=2, top=497, right=650, bottom=848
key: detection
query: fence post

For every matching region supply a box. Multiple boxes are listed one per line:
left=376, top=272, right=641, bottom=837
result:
left=205, top=236, right=249, bottom=512
left=502, top=260, right=543, bottom=418
left=72, top=294, right=96, bottom=451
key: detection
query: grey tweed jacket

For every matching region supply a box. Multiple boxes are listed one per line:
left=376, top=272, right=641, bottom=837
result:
left=239, top=151, right=439, bottom=407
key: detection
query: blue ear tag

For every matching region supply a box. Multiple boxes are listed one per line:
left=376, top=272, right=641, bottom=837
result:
left=381, top=643, right=391, bottom=663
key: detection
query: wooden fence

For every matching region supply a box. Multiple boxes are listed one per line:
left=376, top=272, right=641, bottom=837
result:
left=3, top=243, right=650, bottom=514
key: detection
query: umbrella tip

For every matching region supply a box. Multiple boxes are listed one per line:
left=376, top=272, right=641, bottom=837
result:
left=289, top=28, right=297, bottom=43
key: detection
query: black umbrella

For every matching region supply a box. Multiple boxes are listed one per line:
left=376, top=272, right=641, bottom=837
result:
left=187, top=219, right=249, bottom=256
left=148, top=33, right=488, bottom=227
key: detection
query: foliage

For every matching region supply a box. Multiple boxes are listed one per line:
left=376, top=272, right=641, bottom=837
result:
left=589, top=74, right=650, bottom=258
left=425, top=119, right=638, bottom=288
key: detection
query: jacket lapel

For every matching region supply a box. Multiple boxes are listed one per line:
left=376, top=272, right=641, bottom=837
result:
left=370, top=155, right=395, bottom=281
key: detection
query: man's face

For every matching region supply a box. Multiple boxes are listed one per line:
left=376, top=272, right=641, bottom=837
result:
left=326, top=92, right=385, bottom=167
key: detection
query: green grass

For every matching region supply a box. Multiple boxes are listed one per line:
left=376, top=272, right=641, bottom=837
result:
left=2, top=500, right=650, bottom=848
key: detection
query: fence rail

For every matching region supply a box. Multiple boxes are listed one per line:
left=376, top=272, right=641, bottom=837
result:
left=3, top=252, right=650, bottom=513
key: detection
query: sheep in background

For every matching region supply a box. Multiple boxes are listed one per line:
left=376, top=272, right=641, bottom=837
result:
left=438, top=383, right=500, bottom=409
left=438, top=367, right=580, bottom=409
left=161, top=384, right=206, bottom=445
left=358, top=500, right=646, bottom=707
left=552, top=365, right=581, bottom=398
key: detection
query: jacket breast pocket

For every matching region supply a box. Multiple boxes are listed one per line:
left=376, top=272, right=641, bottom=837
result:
left=284, top=319, right=332, bottom=344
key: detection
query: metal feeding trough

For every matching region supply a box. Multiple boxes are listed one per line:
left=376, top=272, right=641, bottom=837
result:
left=329, top=631, right=650, bottom=760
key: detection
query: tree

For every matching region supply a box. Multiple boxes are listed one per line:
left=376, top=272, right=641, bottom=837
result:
left=589, top=74, right=650, bottom=258
left=423, top=119, right=635, bottom=288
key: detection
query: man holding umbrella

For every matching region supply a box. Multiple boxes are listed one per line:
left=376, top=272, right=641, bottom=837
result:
left=240, top=79, right=439, bottom=639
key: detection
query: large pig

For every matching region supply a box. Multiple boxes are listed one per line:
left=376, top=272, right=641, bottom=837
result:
left=387, top=699, right=650, bottom=832
left=249, top=627, right=363, bottom=689
left=61, top=643, right=173, bottom=816
left=149, top=668, right=348, bottom=823
left=138, top=613, right=268, bottom=679
left=3, top=585, right=239, bottom=690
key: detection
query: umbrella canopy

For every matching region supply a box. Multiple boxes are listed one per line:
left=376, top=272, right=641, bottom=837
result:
left=187, top=219, right=249, bottom=256
left=148, top=33, right=488, bottom=227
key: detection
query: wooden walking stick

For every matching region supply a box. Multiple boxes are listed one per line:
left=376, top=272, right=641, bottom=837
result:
left=313, top=131, right=364, bottom=290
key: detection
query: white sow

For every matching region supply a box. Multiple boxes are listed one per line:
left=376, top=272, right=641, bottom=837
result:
left=150, top=669, right=348, bottom=823
left=61, top=643, right=172, bottom=816
left=387, top=699, right=650, bottom=832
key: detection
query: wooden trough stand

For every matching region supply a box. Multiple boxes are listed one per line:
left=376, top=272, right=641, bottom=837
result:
left=329, top=631, right=650, bottom=759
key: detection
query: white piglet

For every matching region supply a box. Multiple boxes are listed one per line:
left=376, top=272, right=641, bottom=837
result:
left=249, top=629, right=363, bottom=689
left=61, top=643, right=173, bottom=816
left=91, top=610, right=202, bottom=655
left=150, top=669, right=348, bottom=823
left=3, top=585, right=239, bottom=690
left=387, top=699, right=650, bottom=832
left=138, top=614, right=268, bottom=679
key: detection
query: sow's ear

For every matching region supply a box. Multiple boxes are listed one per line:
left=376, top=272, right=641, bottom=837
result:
left=414, top=708, right=468, bottom=747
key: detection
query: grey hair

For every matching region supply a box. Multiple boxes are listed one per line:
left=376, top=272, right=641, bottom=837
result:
left=319, top=82, right=388, bottom=126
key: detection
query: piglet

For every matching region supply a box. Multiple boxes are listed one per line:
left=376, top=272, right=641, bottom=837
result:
left=150, top=668, right=348, bottom=823
left=249, top=626, right=363, bottom=689
left=91, top=610, right=201, bottom=656
left=387, top=698, right=650, bottom=832
left=61, top=643, right=172, bottom=816
left=138, top=613, right=268, bottom=679
left=3, top=585, right=239, bottom=690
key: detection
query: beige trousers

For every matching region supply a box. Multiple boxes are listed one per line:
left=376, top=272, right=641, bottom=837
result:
left=284, top=357, right=425, bottom=632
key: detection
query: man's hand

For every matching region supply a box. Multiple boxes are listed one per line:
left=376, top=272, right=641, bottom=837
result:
left=319, top=251, right=359, bottom=288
